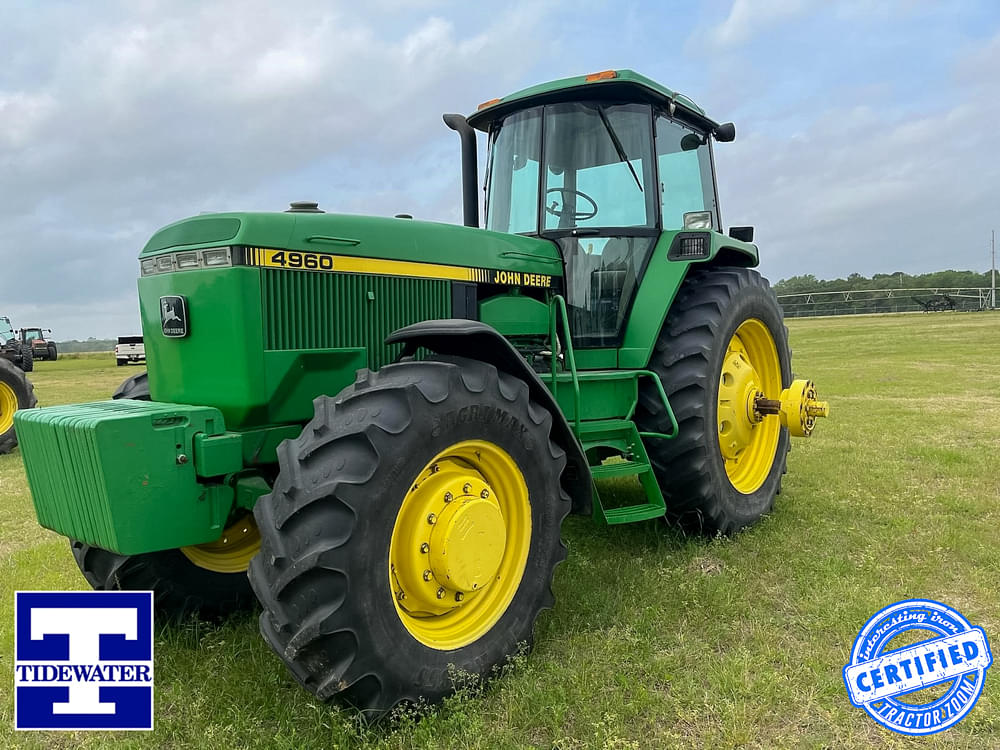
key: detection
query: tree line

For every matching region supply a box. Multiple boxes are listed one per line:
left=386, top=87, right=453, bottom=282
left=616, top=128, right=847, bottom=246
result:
left=774, top=269, right=992, bottom=296
left=774, top=269, right=994, bottom=317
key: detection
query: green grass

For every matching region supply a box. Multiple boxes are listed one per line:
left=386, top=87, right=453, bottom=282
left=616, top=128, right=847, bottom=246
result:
left=2, top=314, right=999, bottom=749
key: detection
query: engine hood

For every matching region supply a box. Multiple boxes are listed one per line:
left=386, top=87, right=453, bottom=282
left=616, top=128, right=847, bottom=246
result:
left=140, top=211, right=563, bottom=281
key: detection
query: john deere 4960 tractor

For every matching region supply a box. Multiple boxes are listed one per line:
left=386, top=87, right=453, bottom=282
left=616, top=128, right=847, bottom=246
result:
left=16, top=70, right=827, bottom=713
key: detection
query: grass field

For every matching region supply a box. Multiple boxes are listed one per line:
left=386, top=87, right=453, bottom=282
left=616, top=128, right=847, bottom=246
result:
left=1, top=314, right=998, bottom=749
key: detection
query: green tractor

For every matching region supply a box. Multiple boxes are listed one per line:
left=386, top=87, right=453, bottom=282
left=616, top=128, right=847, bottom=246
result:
left=16, top=70, right=828, bottom=713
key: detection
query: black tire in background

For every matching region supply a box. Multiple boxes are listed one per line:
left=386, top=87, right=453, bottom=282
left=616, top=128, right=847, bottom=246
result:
left=47, top=343, right=57, bottom=361
left=250, top=357, right=570, bottom=715
left=68, top=369, right=256, bottom=620
left=70, top=541, right=257, bottom=620
left=20, top=343, right=33, bottom=373
left=636, top=266, right=792, bottom=535
left=112, top=371, right=149, bottom=400
left=0, top=358, right=37, bottom=454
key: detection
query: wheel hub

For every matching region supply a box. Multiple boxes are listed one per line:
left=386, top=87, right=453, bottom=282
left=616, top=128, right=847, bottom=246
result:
left=392, top=460, right=506, bottom=614
left=717, top=341, right=764, bottom=462
left=430, top=495, right=506, bottom=593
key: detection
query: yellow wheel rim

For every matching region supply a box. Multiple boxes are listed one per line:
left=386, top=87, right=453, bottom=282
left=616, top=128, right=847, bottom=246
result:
left=717, top=319, right=782, bottom=494
left=180, top=514, right=261, bottom=573
left=389, top=439, right=531, bottom=651
left=0, top=381, right=17, bottom=435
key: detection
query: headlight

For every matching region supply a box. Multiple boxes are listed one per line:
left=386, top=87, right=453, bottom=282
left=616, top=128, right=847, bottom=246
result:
left=682, top=210, right=713, bottom=230
left=140, top=247, right=232, bottom=275
left=175, top=251, right=200, bottom=269
left=202, top=248, right=231, bottom=267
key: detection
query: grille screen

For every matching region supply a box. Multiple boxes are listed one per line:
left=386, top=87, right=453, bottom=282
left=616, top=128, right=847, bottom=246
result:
left=261, top=269, right=451, bottom=369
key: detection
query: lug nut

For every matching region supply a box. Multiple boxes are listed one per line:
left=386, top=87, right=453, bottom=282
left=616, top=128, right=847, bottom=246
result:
left=463, top=483, right=472, bottom=494
left=443, top=491, right=453, bottom=502
left=430, top=464, right=439, bottom=473
left=427, top=513, right=437, bottom=525
left=176, top=454, right=188, bottom=465
left=420, top=542, right=430, bottom=553
left=480, top=489, right=490, bottom=499
left=436, top=587, right=445, bottom=599
left=396, top=591, right=406, bottom=601
left=423, top=569, right=432, bottom=581
left=455, top=592, right=464, bottom=602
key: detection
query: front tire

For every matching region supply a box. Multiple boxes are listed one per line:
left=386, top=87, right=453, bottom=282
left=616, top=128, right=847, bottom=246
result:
left=67, top=370, right=258, bottom=620
left=637, top=267, right=791, bottom=534
left=249, top=357, right=569, bottom=714
left=19, top=344, right=33, bottom=373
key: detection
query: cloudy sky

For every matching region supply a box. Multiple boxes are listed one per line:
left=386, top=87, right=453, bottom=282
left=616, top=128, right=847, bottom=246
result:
left=2, top=0, right=998, bottom=339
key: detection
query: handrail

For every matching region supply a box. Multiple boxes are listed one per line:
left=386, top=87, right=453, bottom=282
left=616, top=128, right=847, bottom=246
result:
left=631, top=370, right=678, bottom=439
left=548, top=295, right=581, bottom=436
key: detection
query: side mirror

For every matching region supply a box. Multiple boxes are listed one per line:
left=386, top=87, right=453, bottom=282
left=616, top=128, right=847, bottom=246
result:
left=714, top=122, right=736, bottom=142
left=729, top=226, right=754, bottom=242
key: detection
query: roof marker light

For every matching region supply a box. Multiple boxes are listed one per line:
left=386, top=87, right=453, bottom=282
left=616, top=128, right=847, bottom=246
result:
left=585, top=70, right=617, bottom=82
left=477, top=98, right=502, bottom=111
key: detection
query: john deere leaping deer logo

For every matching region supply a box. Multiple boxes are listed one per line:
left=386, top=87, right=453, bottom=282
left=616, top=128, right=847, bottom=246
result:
left=160, top=296, right=188, bottom=338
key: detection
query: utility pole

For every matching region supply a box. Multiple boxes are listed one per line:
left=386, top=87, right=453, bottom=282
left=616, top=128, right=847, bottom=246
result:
left=992, top=230, right=996, bottom=309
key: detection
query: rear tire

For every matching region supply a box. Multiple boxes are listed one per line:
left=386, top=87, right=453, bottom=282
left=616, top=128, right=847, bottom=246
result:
left=67, top=369, right=256, bottom=620
left=249, top=357, right=569, bottom=714
left=636, top=267, right=791, bottom=534
left=0, top=358, right=36, bottom=454
left=47, top=343, right=57, bottom=361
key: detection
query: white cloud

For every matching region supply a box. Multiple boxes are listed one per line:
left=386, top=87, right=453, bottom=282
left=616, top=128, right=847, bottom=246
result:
left=709, top=0, right=812, bottom=48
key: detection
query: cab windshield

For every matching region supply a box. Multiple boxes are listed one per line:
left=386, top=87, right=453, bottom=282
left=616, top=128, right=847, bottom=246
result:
left=486, top=102, right=662, bottom=346
left=486, top=102, right=656, bottom=235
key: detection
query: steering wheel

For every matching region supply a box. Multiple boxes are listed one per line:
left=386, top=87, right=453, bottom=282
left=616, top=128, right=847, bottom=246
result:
left=544, top=188, right=598, bottom=222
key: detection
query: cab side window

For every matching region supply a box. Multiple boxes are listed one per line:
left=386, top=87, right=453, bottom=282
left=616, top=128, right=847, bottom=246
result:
left=655, top=116, right=717, bottom=230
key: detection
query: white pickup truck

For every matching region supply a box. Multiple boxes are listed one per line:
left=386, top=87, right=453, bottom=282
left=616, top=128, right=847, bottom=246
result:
left=115, top=335, right=145, bottom=366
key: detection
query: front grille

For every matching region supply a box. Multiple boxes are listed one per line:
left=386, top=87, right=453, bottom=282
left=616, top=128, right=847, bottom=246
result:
left=261, top=269, right=451, bottom=369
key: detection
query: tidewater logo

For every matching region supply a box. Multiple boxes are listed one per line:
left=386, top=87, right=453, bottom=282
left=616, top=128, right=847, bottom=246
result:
left=844, top=599, right=991, bottom=735
left=14, top=591, right=154, bottom=730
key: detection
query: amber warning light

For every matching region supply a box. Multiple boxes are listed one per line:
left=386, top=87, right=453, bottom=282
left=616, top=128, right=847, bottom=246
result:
left=585, top=70, right=618, bottom=82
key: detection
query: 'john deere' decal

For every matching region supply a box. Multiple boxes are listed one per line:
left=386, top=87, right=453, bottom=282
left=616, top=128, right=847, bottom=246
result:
left=160, top=296, right=188, bottom=338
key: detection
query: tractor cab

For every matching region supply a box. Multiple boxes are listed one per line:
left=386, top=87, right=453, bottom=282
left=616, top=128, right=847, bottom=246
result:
left=0, top=317, right=13, bottom=344
left=470, top=70, right=730, bottom=347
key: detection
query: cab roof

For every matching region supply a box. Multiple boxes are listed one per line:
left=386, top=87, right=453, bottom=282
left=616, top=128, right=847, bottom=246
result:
left=467, top=69, right=718, bottom=133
